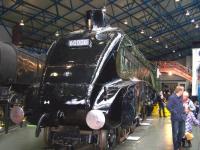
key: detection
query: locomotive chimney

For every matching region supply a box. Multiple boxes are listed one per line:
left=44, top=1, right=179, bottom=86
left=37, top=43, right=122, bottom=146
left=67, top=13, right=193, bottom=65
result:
left=86, top=9, right=110, bottom=30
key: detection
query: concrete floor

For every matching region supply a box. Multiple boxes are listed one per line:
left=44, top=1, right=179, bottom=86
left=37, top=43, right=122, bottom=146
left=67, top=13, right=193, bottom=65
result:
left=0, top=117, right=200, bottom=150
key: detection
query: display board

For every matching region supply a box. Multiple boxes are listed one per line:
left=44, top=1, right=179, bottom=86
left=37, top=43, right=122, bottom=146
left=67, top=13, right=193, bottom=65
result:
left=192, top=48, right=200, bottom=96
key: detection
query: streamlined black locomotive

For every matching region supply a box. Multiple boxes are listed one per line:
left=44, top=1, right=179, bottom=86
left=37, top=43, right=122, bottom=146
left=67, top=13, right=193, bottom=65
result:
left=24, top=10, right=158, bottom=149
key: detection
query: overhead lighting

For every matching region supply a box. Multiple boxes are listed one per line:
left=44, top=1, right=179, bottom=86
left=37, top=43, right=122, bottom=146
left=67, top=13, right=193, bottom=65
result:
left=102, top=6, right=106, bottom=12
left=68, top=61, right=75, bottom=63
left=195, top=24, right=199, bottom=29
left=149, top=35, right=152, bottom=39
left=140, top=29, right=144, bottom=34
left=173, top=50, right=176, bottom=53
left=185, top=10, right=190, bottom=16
left=124, top=20, right=128, bottom=25
left=165, top=44, right=168, bottom=49
left=20, top=5, right=25, bottom=26
left=168, top=71, right=172, bottom=76
left=191, top=19, right=195, bottom=23
left=19, top=19, right=24, bottom=26
left=175, top=0, right=180, bottom=2
left=55, top=30, right=60, bottom=37
left=156, top=39, right=159, bottom=43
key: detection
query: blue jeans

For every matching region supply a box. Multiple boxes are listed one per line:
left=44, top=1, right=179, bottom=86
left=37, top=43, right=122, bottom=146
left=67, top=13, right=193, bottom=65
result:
left=171, top=120, right=185, bottom=150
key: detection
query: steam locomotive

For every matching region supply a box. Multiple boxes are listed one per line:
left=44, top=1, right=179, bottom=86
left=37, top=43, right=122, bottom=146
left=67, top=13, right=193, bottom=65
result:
left=0, top=42, right=45, bottom=86
left=23, top=10, right=158, bottom=149
left=0, top=41, right=45, bottom=132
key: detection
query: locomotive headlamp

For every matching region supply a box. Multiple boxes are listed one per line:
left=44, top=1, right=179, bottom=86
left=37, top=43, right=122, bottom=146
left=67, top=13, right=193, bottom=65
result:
left=50, top=72, right=58, bottom=77
left=86, top=110, right=105, bottom=130
left=10, top=106, right=24, bottom=124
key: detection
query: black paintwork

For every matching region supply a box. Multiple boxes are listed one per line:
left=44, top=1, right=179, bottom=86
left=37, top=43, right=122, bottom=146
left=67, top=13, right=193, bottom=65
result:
left=25, top=27, right=157, bottom=130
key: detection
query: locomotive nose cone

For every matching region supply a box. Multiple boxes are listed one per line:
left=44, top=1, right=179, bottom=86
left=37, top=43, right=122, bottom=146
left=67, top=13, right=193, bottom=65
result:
left=10, top=106, right=24, bottom=124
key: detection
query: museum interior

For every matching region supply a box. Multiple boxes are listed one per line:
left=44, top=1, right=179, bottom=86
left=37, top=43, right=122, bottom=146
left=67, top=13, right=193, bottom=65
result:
left=0, top=0, right=200, bottom=150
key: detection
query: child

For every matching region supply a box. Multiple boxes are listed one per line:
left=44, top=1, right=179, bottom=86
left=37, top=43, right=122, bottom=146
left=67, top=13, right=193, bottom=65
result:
left=182, top=106, right=200, bottom=147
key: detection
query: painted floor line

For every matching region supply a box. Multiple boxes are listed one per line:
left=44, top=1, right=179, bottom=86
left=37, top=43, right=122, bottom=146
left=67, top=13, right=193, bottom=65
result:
left=140, top=123, right=151, bottom=126
left=146, top=118, right=154, bottom=121
left=127, top=136, right=141, bottom=141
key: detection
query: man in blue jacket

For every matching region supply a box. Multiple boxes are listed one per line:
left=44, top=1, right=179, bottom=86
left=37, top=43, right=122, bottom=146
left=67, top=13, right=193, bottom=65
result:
left=167, top=86, right=185, bottom=150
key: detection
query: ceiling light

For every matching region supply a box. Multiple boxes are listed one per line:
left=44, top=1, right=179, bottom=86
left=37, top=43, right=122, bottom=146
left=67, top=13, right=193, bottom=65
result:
left=191, top=19, right=195, bottom=23
left=173, top=50, right=176, bottom=53
left=149, top=35, right=152, bottom=39
left=124, top=20, right=128, bottom=25
left=19, top=19, right=24, bottom=26
left=195, top=24, right=199, bottom=28
left=156, top=39, right=159, bottom=43
left=140, top=29, right=144, bottom=34
left=168, top=71, right=172, bottom=76
left=175, top=0, right=180, bottom=2
left=185, top=10, right=190, bottom=16
left=20, top=5, right=24, bottom=26
left=102, top=6, right=106, bottom=12
left=55, top=31, right=60, bottom=37
left=165, top=44, right=168, bottom=49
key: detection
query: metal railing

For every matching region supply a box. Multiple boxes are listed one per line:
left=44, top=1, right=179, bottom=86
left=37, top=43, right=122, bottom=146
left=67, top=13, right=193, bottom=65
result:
left=157, top=61, right=192, bottom=81
left=157, top=61, right=192, bottom=75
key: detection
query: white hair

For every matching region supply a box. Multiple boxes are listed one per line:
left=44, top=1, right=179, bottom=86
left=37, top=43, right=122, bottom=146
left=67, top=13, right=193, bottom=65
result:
left=183, top=91, right=189, bottom=97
